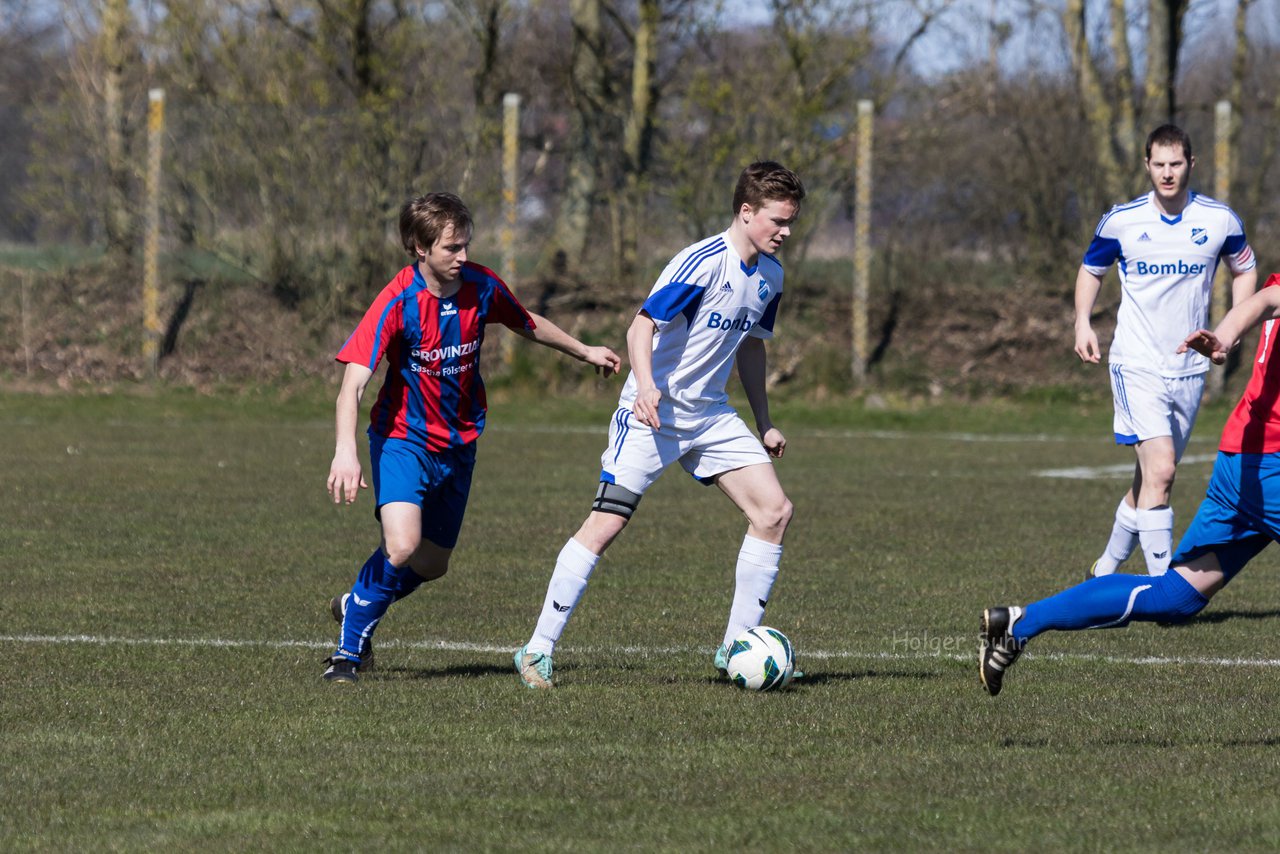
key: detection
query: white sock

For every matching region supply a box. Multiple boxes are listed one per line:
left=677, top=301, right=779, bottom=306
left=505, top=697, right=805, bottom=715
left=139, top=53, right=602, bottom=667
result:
left=1136, top=507, right=1174, bottom=576
left=721, top=535, right=782, bottom=648
left=526, top=538, right=599, bottom=656
left=1094, top=499, right=1139, bottom=575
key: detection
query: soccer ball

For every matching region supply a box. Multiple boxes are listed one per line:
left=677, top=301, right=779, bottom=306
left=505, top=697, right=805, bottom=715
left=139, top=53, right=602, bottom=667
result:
left=725, top=626, right=796, bottom=691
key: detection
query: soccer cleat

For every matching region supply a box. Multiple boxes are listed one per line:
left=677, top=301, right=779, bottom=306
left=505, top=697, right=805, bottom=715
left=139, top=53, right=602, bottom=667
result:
left=1085, top=560, right=1099, bottom=583
left=330, top=594, right=374, bottom=672
left=713, top=642, right=730, bottom=674
left=979, top=606, right=1025, bottom=696
left=514, top=645, right=554, bottom=689
left=322, top=656, right=359, bottom=684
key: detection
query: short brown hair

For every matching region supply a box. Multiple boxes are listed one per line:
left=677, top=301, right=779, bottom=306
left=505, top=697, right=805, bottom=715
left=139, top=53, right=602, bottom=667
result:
left=399, top=192, right=473, bottom=256
left=1145, top=124, right=1193, bottom=161
left=731, top=161, right=806, bottom=215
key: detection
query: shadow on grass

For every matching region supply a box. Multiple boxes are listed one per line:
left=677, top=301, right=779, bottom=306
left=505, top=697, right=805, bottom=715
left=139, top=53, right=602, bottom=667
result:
left=1160, top=608, right=1280, bottom=627
left=377, top=662, right=515, bottom=680
left=700, top=669, right=939, bottom=687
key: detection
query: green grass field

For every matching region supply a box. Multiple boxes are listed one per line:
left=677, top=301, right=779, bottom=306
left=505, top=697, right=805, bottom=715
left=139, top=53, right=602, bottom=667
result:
left=4, top=390, right=1280, bottom=851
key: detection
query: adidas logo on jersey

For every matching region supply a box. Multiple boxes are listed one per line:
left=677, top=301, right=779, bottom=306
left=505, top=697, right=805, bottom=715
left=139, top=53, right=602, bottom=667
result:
left=720, top=281, right=733, bottom=293
left=1137, top=232, right=1151, bottom=242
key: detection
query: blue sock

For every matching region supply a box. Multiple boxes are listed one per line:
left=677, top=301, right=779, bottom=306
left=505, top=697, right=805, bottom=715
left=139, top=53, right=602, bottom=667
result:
left=1013, top=570, right=1208, bottom=643
left=335, top=550, right=424, bottom=661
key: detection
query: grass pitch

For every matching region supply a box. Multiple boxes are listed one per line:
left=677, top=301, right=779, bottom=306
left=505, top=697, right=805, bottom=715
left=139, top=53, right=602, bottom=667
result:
left=3, top=390, right=1280, bottom=851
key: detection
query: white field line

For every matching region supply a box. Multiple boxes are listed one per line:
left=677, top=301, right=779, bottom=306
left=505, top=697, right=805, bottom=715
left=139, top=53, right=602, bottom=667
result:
left=4, top=633, right=1280, bottom=670
left=1036, top=452, right=1217, bottom=480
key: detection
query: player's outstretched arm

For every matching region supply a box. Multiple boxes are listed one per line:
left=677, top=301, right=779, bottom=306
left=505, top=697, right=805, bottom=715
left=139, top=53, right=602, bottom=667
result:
left=328, top=362, right=373, bottom=505
left=517, top=312, right=621, bottom=377
left=627, top=312, right=662, bottom=429
left=736, top=336, right=785, bottom=458
left=1231, top=268, right=1258, bottom=310
left=1073, top=266, right=1104, bottom=363
left=1179, top=284, right=1280, bottom=364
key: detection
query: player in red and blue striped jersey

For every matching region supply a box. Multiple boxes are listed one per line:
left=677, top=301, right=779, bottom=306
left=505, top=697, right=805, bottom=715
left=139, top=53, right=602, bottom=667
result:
left=322, top=193, right=620, bottom=684
left=981, top=274, right=1280, bottom=696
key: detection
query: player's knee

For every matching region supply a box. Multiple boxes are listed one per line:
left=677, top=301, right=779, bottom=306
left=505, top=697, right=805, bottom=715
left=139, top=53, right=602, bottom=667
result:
left=382, top=538, right=420, bottom=568
left=1135, top=571, right=1209, bottom=624
left=1142, top=458, right=1178, bottom=490
left=751, top=496, right=793, bottom=536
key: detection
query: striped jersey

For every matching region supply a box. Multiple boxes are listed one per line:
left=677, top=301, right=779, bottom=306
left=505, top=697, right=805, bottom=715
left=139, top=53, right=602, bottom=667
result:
left=619, top=231, right=783, bottom=428
left=336, top=261, right=534, bottom=452
left=1220, top=274, right=1280, bottom=454
left=1083, top=190, right=1255, bottom=377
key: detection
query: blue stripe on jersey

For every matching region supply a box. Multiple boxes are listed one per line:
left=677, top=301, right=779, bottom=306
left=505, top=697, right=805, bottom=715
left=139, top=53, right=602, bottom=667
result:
left=435, top=295, right=463, bottom=448
left=403, top=289, right=428, bottom=441
left=1095, top=196, right=1148, bottom=232
left=1083, top=235, right=1121, bottom=268
left=757, top=292, right=782, bottom=334
left=1111, top=364, right=1131, bottom=416
left=1222, top=233, right=1248, bottom=256
left=364, top=296, right=402, bottom=372
left=672, top=238, right=726, bottom=283
left=610, top=407, right=631, bottom=463
left=644, top=282, right=704, bottom=323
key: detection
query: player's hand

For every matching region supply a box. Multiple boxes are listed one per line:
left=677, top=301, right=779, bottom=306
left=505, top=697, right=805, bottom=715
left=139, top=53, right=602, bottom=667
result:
left=1178, top=329, right=1229, bottom=364
left=584, top=345, right=622, bottom=378
left=327, top=451, right=368, bottom=505
left=633, top=387, right=662, bottom=429
left=761, top=426, right=786, bottom=459
left=1074, top=327, right=1101, bottom=363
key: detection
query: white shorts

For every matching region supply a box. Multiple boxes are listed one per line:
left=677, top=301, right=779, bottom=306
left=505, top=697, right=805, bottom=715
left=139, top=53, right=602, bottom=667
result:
left=1109, top=364, right=1204, bottom=460
left=599, top=406, right=772, bottom=495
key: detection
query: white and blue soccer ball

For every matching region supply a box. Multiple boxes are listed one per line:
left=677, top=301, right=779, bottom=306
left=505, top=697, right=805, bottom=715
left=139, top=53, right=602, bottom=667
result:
left=726, top=626, right=796, bottom=691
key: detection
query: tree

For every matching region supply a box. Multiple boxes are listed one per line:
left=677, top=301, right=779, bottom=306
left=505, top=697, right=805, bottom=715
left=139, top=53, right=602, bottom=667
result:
left=101, top=0, right=136, bottom=267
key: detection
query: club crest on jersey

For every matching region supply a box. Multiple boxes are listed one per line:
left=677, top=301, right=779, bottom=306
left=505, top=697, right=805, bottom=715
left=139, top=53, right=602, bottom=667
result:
left=1191, top=227, right=1208, bottom=246
left=758, top=279, right=769, bottom=301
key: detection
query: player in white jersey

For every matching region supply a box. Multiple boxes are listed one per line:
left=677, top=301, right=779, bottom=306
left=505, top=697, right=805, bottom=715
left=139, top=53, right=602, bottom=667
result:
left=514, top=161, right=805, bottom=688
left=1075, top=124, right=1257, bottom=578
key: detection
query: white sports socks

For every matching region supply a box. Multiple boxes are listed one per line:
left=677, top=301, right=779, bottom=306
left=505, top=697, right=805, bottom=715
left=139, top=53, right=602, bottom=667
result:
left=721, top=535, right=782, bottom=648
left=1094, top=498, right=1140, bottom=575
left=526, top=537, right=600, bottom=656
left=1136, top=506, right=1174, bottom=576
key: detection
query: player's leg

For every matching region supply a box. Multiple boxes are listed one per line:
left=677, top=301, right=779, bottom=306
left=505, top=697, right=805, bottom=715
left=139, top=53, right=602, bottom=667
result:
left=1133, top=435, right=1178, bottom=575
left=326, top=436, right=432, bottom=683
left=522, top=508, right=630, bottom=654
left=1093, top=365, right=1147, bottom=576
left=714, top=463, right=793, bottom=660
left=331, top=501, right=422, bottom=661
left=1091, top=478, right=1139, bottom=578
left=517, top=408, right=668, bottom=688
left=982, top=450, right=1270, bottom=695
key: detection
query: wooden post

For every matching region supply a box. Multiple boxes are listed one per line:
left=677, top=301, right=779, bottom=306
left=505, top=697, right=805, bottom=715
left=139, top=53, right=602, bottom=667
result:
left=852, top=99, right=873, bottom=387
left=1208, top=99, right=1231, bottom=399
left=142, top=88, right=165, bottom=375
left=501, top=93, right=520, bottom=289
left=21, top=271, right=32, bottom=376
